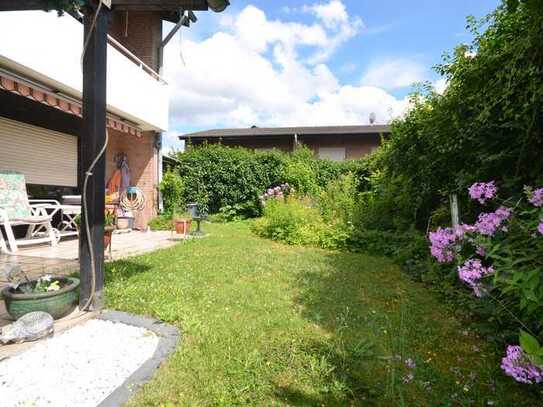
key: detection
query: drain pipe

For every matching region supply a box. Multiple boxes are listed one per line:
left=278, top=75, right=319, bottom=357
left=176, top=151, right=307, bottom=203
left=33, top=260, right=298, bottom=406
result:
left=155, top=133, right=164, bottom=213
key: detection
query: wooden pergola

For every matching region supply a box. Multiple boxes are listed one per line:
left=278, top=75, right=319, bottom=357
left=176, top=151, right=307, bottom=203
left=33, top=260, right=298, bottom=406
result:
left=0, top=0, right=229, bottom=310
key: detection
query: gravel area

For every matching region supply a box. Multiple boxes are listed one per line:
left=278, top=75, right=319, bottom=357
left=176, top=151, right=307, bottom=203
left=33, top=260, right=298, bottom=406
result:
left=0, top=319, right=159, bottom=407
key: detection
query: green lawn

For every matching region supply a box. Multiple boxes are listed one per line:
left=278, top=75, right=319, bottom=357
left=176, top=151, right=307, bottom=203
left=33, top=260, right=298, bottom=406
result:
left=105, top=222, right=538, bottom=406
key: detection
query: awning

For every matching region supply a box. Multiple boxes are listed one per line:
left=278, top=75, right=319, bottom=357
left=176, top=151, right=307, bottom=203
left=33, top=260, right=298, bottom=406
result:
left=0, top=70, right=142, bottom=137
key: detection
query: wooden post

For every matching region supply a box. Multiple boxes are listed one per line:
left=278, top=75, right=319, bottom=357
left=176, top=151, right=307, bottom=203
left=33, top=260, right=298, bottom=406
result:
left=450, top=193, right=460, bottom=228
left=79, top=5, right=110, bottom=310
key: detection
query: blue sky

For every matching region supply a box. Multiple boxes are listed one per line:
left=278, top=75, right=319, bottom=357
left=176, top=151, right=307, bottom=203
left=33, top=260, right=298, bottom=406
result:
left=162, top=0, right=499, bottom=152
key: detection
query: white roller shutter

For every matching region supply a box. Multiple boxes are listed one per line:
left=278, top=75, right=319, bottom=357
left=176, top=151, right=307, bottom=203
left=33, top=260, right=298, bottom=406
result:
left=0, top=116, right=77, bottom=186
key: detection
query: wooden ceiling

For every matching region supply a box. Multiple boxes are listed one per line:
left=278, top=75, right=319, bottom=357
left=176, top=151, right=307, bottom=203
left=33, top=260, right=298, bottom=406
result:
left=0, top=0, right=210, bottom=12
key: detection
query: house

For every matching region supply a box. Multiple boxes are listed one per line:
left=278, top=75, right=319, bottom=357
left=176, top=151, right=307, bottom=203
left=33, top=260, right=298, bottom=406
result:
left=180, top=124, right=391, bottom=161
left=0, top=1, right=228, bottom=230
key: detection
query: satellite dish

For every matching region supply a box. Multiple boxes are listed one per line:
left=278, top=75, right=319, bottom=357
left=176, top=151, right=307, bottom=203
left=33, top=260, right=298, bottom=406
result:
left=369, top=112, right=376, bottom=125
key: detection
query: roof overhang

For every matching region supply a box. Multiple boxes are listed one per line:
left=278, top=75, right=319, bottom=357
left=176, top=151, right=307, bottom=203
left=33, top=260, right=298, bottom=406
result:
left=179, top=125, right=391, bottom=141
left=0, top=1, right=230, bottom=15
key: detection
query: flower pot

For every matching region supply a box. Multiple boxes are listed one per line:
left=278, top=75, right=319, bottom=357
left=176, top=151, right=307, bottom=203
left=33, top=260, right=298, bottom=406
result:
left=104, top=226, right=115, bottom=251
left=174, top=219, right=191, bottom=235
left=2, top=277, right=80, bottom=320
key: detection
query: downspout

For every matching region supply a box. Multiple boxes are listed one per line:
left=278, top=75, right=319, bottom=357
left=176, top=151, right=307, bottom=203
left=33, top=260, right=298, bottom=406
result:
left=155, top=133, right=164, bottom=213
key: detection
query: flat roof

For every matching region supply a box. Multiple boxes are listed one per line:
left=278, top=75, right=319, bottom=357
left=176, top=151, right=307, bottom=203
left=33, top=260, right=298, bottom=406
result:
left=179, top=124, right=390, bottom=140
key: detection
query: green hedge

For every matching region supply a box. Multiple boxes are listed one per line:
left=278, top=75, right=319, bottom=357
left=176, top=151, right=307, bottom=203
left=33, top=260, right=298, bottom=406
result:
left=163, top=144, right=358, bottom=217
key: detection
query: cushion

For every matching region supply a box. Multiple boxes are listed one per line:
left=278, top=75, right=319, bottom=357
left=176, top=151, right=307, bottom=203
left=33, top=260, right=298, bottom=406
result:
left=0, top=171, right=31, bottom=219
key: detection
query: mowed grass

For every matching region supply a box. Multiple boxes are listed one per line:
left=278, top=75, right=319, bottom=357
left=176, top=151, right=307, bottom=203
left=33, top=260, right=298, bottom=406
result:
left=105, top=222, right=539, bottom=406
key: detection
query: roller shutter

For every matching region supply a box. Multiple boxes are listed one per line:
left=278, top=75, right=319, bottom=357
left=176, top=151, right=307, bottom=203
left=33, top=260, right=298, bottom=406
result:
left=0, top=116, right=77, bottom=186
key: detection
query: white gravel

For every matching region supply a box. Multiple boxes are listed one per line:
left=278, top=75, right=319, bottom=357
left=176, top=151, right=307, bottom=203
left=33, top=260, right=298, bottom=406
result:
left=0, top=319, right=159, bottom=407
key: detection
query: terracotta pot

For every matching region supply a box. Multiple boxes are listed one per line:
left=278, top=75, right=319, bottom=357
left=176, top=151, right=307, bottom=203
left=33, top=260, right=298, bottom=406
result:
left=174, top=219, right=192, bottom=235
left=104, top=226, right=115, bottom=250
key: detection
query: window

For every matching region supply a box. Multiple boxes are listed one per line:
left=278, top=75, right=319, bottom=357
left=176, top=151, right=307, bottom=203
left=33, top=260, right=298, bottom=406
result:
left=318, top=147, right=346, bottom=162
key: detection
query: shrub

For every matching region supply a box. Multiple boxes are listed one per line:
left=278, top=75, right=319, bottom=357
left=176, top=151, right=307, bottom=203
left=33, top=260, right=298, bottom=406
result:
left=148, top=214, right=173, bottom=231
left=160, top=171, right=184, bottom=215
left=168, top=144, right=353, bottom=217
left=428, top=181, right=543, bottom=384
left=252, top=196, right=322, bottom=246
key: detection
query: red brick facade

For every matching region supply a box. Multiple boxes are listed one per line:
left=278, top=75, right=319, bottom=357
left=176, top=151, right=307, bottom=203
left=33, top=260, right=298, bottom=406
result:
left=106, top=129, right=158, bottom=230
left=106, top=12, right=164, bottom=228
left=109, top=11, right=163, bottom=70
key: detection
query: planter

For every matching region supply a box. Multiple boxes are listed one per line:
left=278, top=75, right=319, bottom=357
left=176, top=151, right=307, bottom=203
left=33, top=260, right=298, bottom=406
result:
left=2, top=277, right=80, bottom=320
left=104, top=226, right=115, bottom=251
left=174, top=219, right=191, bottom=235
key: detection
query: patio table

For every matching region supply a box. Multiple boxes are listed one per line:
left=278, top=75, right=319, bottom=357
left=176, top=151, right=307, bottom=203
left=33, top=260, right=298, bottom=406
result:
left=59, top=205, right=81, bottom=238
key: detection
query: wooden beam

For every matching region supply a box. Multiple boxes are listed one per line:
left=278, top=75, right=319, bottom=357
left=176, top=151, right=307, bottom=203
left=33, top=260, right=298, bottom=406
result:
left=111, top=0, right=208, bottom=11
left=0, top=1, right=45, bottom=11
left=79, top=5, right=110, bottom=310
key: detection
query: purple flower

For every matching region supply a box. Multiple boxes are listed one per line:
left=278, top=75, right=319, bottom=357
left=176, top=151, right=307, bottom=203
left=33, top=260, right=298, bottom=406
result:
left=458, top=259, right=494, bottom=297
left=529, top=188, right=543, bottom=207
left=468, top=181, right=497, bottom=204
left=405, top=358, right=416, bottom=369
left=501, top=345, right=543, bottom=384
left=538, top=220, right=543, bottom=235
left=429, top=227, right=457, bottom=263
left=474, top=206, right=512, bottom=236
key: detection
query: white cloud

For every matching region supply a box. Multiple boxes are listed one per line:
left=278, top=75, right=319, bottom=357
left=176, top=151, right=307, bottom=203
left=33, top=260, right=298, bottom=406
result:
left=361, top=58, right=427, bottom=90
left=165, top=2, right=414, bottom=135
left=433, top=78, right=447, bottom=94
left=306, top=0, right=349, bottom=28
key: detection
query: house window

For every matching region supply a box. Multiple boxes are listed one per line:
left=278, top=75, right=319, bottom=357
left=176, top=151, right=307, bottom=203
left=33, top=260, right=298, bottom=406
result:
left=318, top=147, right=346, bottom=161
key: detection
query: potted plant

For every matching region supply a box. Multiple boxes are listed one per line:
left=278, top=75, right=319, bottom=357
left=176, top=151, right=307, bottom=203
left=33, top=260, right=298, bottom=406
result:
left=2, top=274, right=80, bottom=320
left=104, top=210, right=116, bottom=251
left=74, top=211, right=116, bottom=251
left=172, top=207, right=192, bottom=235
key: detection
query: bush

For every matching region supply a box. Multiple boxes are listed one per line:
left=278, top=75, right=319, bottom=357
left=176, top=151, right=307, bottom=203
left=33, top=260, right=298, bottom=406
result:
left=160, top=171, right=184, bottom=215
left=167, top=144, right=353, bottom=217
left=252, top=196, right=322, bottom=246
left=148, top=214, right=173, bottom=231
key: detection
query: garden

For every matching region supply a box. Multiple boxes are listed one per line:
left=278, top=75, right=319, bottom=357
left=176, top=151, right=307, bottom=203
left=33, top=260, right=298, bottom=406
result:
left=128, top=0, right=543, bottom=404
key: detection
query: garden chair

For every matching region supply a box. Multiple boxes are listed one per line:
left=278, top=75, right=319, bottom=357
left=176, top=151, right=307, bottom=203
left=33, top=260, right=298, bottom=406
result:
left=0, top=171, right=60, bottom=253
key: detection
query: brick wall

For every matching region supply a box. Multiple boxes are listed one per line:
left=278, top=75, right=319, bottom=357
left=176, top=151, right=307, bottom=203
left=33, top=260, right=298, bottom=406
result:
left=109, top=11, right=162, bottom=70
left=106, top=129, right=158, bottom=230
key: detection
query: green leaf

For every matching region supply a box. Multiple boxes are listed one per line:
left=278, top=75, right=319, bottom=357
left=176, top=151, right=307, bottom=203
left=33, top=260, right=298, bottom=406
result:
left=519, top=330, right=540, bottom=356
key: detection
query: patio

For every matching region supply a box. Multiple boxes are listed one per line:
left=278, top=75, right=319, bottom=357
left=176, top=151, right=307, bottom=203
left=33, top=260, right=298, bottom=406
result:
left=0, top=230, right=183, bottom=330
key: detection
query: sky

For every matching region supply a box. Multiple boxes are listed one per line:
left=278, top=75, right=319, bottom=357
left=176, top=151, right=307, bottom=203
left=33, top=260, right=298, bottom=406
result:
left=162, top=0, right=499, bottom=153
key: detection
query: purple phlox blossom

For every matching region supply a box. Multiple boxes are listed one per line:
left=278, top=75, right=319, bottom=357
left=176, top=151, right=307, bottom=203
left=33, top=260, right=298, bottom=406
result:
left=501, top=345, right=543, bottom=384
left=538, top=220, right=543, bottom=235
left=405, top=358, right=416, bottom=369
left=458, top=259, right=494, bottom=297
left=260, top=183, right=293, bottom=204
left=454, top=223, right=476, bottom=238
left=474, top=206, right=512, bottom=236
left=528, top=188, right=543, bottom=207
left=468, top=181, right=497, bottom=204
left=429, top=227, right=458, bottom=263
left=476, top=246, right=486, bottom=257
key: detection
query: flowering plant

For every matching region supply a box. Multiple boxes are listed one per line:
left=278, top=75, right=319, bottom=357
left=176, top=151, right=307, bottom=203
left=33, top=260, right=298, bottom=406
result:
left=429, top=181, right=543, bottom=384
left=259, top=183, right=294, bottom=204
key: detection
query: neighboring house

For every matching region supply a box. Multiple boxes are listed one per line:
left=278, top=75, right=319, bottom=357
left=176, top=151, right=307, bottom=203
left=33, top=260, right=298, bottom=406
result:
left=0, top=3, right=227, bottom=229
left=180, top=125, right=391, bottom=161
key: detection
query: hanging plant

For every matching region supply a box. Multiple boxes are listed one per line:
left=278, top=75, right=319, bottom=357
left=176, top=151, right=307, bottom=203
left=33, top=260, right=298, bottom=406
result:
left=43, top=0, right=86, bottom=15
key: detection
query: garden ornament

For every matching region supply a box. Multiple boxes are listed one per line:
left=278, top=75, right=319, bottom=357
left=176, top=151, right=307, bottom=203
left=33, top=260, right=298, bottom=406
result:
left=0, top=311, right=54, bottom=344
left=2, top=263, right=30, bottom=291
